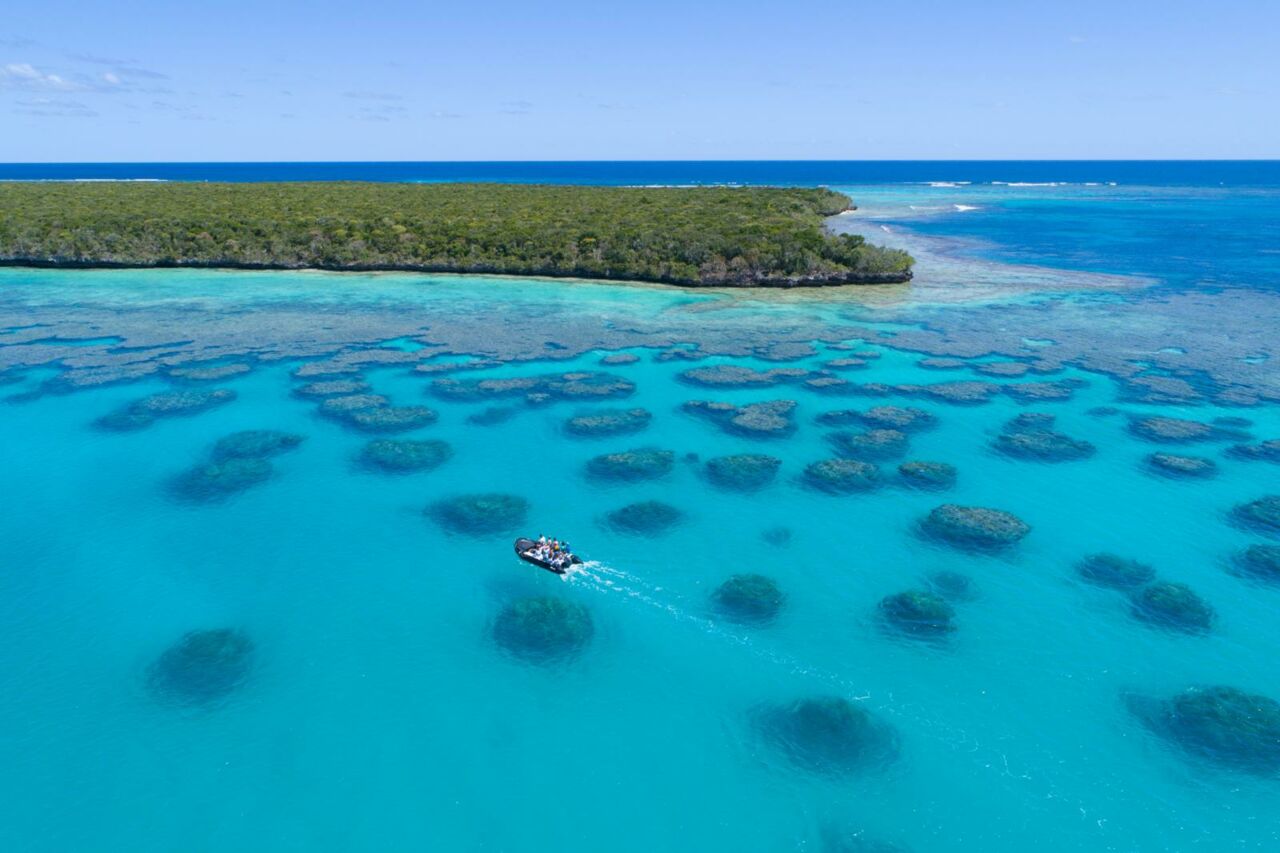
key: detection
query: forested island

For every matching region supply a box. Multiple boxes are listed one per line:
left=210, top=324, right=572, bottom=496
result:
left=0, top=182, right=912, bottom=287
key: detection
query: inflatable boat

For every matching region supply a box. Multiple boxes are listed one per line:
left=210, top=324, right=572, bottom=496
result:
left=514, top=537, right=582, bottom=575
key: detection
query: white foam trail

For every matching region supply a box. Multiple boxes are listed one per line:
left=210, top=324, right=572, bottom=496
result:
left=572, top=559, right=1103, bottom=826
left=571, top=562, right=870, bottom=691
left=953, top=204, right=980, bottom=212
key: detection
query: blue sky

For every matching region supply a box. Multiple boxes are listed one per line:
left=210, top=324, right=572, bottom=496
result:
left=1, top=0, right=1276, bottom=161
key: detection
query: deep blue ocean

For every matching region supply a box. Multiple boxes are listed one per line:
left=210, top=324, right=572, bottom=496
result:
left=1, top=163, right=1279, bottom=851
left=1, top=159, right=1279, bottom=187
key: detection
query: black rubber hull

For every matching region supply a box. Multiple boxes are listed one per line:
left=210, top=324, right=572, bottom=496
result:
left=514, top=538, right=582, bottom=575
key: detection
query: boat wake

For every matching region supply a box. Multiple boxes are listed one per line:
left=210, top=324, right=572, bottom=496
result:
left=566, top=559, right=1102, bottom=826
left=568, top=560, right=871, bottom=692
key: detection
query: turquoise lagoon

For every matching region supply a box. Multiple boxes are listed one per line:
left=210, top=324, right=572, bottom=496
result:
left=2, top=180, right=1280, bottom=851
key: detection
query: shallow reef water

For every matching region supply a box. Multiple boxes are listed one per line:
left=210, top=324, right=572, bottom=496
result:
left=3, top=176, right=1280, bottom=851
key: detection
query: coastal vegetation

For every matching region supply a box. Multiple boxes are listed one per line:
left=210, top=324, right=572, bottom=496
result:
left=0, top=181, right=912, bottom=286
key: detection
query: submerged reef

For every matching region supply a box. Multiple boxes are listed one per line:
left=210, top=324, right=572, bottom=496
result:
left=169, top=457, right=273, bottom=502
left=5, top=255, right=1274, bottom=408
left=344, top=404, right=437, bottom=433
left=1003, top=380, right=1080, bottom=403
left=919, top=357, right=967, bottom=370
left=1006, top=412, right=1056, bottom=431
left=293, top=378, right=370, bottom=399
left=1226, top=439, right=1280, bottom=463
left=974, top=360, right=1031, bottom=378
left=803, top=458, right=881, bottom=494
left=922, top=504, right=1029, bottom=551
left=605, top=500, right=684, bottom=536
left=762, top=526, right=793, bottom=547
left=466, top=405, right=520, bottom=426
left=431, top=371, right=634, bottom=404
left=757, top=696, right=898, bottom=776
left=318, top=393, right=388, bottom=417
left=1146, top=452, right=1217, bottom=478
left=359, top=438, right=452, bottom=473
left=1232, top=495, right=1280, bottom=537
left=712, top=574, right=785, bottom=625
left=994, top=425, right=1095, bottom=462
left=169, top=362, right=252, bottom=383
left=211, top=430, right=304, bottom=462
left=802, top=376, right=865, bottom=396
left=1234, top=545, right=1280, bottom=582
left=492, top=596, right=593, bottom=665
left=879, top=590, right=956, bottom=638
left=169, top=428, right=302, bottom=501
left=683, top=399, right=797, bottom=438
left=654, top=347, right=707, bottom=363
left=1076, top=553, right=1156, bottom=590
left=1128, top=416, right=1230, bottom=444
left=1129, top=685, right=1280, bottom=775
left=564, top=407, right=652, bottom=438
left=678, top=364, right=810, bottom=388
left=428, top=493, right=529, bottom=536
left=599, top=352, right=639, bottom=366
left=95, top=388, right=236, bottom=431
left=148, top=628, right=253, bottom=705
left=317, top=392, right=436, bottom=433
left=857, top=405, right=937, bottom=432
left=704, top=453, right=782, bottom=491
left=830, top=428, right=909, bottom=461
left=906, top=381, right=1001, bottom=406
left=1129, top=581, right=1215, bottom=633
left=585, top=448, right=675, bottom=482
left=897, top=460, right=957, bottom=490
left=755, top=341, right=819, bottom=362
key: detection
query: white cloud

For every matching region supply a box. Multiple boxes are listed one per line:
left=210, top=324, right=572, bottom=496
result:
left=0, top=61, right=138, bottom=93
left=1, top=62, right=85, bottom=91
left=1, top=61, right=170, bottom=95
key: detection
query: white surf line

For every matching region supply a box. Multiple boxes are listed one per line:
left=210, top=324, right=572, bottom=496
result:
left=570, top=560, right=1102, bottom=829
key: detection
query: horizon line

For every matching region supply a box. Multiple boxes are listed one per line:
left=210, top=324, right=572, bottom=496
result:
left=2, top=158, right=1279, bottom=166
